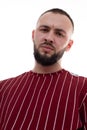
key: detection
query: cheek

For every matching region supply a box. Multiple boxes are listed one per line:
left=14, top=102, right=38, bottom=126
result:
left=34, top=33, right=45, bottom=45
left=55, top=41, right=67, bottom=52
left=56, top=37, right=69, bottom=47
left=33, top=35, right=42, bottom=49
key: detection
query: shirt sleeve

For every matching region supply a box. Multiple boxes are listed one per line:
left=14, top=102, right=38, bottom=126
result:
left=79, top=78, right=87, bottom=129
left=0, top=81, right=2, bottom=103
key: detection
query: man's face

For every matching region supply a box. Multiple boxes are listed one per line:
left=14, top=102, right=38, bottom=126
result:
left=32, top=12, right=73, bottom=66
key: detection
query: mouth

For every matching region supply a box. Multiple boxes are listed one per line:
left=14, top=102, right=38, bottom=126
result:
left=40, top=44, right=54, bottom=52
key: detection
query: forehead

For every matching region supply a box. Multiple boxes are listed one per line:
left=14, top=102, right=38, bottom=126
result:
left=36, top=12, right=73, bottom=32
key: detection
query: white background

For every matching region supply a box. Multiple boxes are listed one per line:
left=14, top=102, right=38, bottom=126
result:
left=0, top=0, right=87, bottom=80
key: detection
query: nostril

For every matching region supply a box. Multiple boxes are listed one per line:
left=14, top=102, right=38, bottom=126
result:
left=50, top=40, right=53, bottom=43
left=44, top=39, right=53, bottom=43
left=44, top=39, right=47, bottom=42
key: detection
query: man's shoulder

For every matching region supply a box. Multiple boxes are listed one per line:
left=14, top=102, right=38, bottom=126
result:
left=0, top=71, right=31, bottom=85
left=64, top=69, right=87, bottom=84
left=66, top=69, right=87, bottom=79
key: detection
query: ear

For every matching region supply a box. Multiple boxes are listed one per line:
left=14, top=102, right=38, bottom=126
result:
left=32, top=30, right=35, bottom=40
left=65, top=40, right=73, bottom=51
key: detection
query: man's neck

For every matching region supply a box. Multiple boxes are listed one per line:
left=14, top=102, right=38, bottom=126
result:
left=32, top=62, right=62, bottom=74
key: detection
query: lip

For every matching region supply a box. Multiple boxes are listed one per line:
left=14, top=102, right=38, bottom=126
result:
left=41, top=45, right=54, bottom=50
left=39, top=45, right=54, bottom=53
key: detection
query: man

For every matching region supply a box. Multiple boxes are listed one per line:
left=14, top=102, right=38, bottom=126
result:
left=0, top=8, right=87, bottom=130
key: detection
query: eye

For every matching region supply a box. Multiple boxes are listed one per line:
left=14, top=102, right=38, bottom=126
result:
left=39, top=26, right=50, bottom=33
left=40, top=28, right=49, bottom=32
left=55, top=31, right=64, bottom=37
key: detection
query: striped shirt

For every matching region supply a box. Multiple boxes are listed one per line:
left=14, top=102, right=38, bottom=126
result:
left=0, top=69, right=87, bottom=130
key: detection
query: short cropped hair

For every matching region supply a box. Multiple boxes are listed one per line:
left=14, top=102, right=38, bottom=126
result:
left=40, top=8, right=74, bottom=31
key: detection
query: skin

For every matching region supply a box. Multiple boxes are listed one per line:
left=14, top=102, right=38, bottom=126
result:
left=32, top=12, right=73, bottom=73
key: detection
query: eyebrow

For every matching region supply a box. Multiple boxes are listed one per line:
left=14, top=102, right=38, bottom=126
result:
left=39, top=25, right=49, bottom=29
left=39, top=25, right=66, bottom=34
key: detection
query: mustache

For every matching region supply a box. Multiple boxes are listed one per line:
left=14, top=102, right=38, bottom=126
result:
left=40, top=41, right=55, bottom=49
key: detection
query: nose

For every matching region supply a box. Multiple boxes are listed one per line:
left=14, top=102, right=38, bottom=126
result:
left=45, top=31, right=54, bottom=43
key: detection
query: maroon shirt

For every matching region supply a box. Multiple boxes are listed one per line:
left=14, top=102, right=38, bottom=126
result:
left=0, top=69, right=87, bottom=130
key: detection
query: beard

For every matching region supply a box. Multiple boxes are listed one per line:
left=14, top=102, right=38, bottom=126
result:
left=33, top=43, right=65, bottom=66
left=34, top=42, right=65, bottom=66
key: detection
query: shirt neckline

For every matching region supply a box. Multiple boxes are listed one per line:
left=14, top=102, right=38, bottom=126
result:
left=29, top=68, right=65, bottom=76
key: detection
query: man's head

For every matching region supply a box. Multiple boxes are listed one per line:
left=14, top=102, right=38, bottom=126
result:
left=39, top=8, right=74, bottom=31
left=32, top=8, right=74, bottom=66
